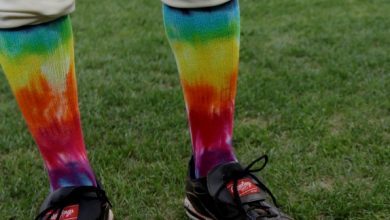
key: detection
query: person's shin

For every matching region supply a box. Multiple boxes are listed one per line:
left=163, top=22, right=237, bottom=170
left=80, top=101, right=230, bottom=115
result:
left=0, top=16, right=96, bottom=190
left=163, top=0, right=240, bottom=177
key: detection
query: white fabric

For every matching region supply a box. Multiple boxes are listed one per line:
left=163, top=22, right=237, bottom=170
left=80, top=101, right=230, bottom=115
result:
left=0, top=0, right=75, bottom=28
left=0, top=0, right=229, bottom=28
left=161, top=0, right=231, bottom=8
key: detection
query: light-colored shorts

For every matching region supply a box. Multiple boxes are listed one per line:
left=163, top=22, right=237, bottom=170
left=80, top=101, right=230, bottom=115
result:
left=0, top=0, right=230, bottom=29
left=162, top=0, right=230, bottom=8
left=0, top=0, right=75, bottom=28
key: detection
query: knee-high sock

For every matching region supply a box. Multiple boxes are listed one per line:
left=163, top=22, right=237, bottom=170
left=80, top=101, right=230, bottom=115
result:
left=0, top=16, right=96, bottom=190
left=163, top=0, right=240, bottom=177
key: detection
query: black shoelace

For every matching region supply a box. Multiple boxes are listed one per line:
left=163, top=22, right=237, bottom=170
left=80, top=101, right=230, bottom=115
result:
left=35, top=186, right=111, bottom=220
left=214, top=155, right=279, bottom=219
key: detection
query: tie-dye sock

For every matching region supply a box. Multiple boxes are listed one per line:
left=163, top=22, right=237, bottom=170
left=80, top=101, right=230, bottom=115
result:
left=0, top=16, right=96, bottom=190
left=163, top=0, right=240, bottom=178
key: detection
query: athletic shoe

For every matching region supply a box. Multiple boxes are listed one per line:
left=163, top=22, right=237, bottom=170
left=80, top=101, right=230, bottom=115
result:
left=35, top=183, right=113, bottom=220
left=184, top=155, right=293, bottom=220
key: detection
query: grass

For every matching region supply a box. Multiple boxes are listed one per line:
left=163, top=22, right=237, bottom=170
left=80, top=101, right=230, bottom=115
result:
left=0, top=0, right=390, bottom=219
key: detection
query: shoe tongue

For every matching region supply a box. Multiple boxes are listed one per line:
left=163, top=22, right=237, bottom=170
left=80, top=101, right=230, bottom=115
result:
left=207, top=162, right=266, bottom=205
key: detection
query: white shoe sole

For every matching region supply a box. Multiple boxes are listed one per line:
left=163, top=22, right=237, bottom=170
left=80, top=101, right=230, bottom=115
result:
left=107, top=209, right=114, bottom=220
left=184, top=197, right=214, bottom=220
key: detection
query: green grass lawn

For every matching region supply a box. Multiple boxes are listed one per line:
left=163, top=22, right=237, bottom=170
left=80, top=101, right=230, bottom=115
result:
left=1, top=0, right=390, bottom=219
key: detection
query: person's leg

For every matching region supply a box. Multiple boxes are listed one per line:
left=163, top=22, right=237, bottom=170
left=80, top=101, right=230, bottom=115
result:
left=0, top=2, right=112, bottom=219
left=163, top=1, right=292, bottom=219
left=0, top=16, right=96, bottom=191
left=163, top=0, right=239, bottom=178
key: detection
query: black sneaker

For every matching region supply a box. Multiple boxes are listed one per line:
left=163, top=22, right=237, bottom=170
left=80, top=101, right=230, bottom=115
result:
left=35, top=183, right=113, bottom=220
left=184, top=155, right=293, bottom=220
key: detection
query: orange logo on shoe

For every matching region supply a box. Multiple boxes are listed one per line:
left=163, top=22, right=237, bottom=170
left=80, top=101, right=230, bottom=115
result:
left=226, top=178, right=260, bottom=197
left=46, top=204, right=79, bottom=220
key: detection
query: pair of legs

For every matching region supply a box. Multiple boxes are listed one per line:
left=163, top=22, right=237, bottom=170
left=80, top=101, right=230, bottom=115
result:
left=1, top=1, right=293, bottom=219
left=0, top=0, right=238, bottom=189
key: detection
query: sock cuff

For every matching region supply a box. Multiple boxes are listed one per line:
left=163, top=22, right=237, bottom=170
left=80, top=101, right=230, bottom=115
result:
left=162, top=0, right=232, bottom=9
left=163, top=0, right=239, bottom=43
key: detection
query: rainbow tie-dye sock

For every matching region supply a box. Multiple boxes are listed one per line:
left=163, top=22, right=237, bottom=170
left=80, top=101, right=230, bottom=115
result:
left=164, top=0, right=240, bottom=177
left=0, top=16, right=96, bottom=190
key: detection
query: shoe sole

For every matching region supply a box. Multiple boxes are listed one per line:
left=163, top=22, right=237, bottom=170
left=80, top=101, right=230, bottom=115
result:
left=106, top=209, right=114, bottom=220
left=184, top=197, right=214, bottom=220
